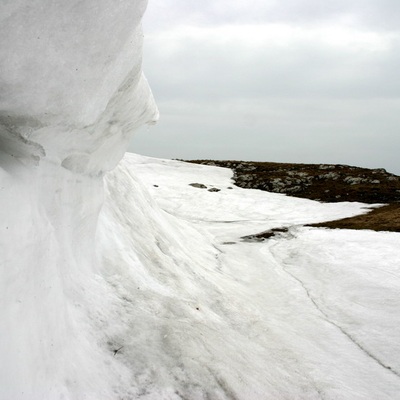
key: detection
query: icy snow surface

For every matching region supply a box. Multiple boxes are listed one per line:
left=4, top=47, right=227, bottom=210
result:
left=96, top=153, right=400, bottom=399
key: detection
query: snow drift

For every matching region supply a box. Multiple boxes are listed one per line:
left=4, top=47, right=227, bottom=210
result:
left=2, top=1, right=400, bottom=399
left=0, top=1, right=157, bottom=397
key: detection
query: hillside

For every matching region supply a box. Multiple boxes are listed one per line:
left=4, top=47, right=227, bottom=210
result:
left=123, top=154, right=400, bottom=398
left=185, top=160, right=400, bottom=232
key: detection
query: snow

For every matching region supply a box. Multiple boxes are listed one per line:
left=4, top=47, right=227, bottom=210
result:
left=96, top=154, right=400, bottom=399
left=0, top=0, right=147, bottom=126
left=1, top=1, right=400, bottom=398
left=0, top=0, right=158, bottom=174
left=0, top=1, right=157, bottom=397
left=2, top=145, right=400, bottom=398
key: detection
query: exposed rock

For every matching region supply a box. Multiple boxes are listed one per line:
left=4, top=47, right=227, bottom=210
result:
left=319, top=172, right=340, bottom=180
left=189, top=183, right=207, bottom=189
left=344, top=177, right=366, bottom=185
left=242, top=227, right=289, bottom=242
left=319, top=165, right=336, bottom=170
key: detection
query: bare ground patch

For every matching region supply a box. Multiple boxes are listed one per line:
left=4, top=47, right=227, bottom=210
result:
left=309, top=204, right=400, bottom=232
left=184, top=159, right=400, bottom=232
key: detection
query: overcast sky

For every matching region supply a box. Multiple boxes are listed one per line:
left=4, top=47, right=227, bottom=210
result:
left=129, top=0, right=400, bottom=174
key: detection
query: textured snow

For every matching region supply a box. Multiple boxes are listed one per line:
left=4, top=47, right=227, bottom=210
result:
left=1, top=0, right=400, bottom=398
left=0, top=0, right=157, bottom=398
left=0, top=0, right=158, bottom=174
left=96, top=154, right=400, bottom=399
left=2, top=147, right=400, bottom=397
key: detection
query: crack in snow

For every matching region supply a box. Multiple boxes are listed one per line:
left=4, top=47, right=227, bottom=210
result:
left=274, top=251, right=400, bottom=379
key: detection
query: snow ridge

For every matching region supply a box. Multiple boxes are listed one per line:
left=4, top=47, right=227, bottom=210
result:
left=0, top=1, right=157, bottom=398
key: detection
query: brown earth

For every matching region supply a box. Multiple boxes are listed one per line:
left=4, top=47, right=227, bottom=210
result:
left=309, top=203, right=400, bottom=232
left=184, top=159, right=400, bottom=233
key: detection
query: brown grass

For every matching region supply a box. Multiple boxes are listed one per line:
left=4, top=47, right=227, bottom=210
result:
left=309, top=203, right=400, bottom=232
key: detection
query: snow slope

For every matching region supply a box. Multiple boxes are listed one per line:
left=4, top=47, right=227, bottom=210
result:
left=96, top=153, right=400, bottom=399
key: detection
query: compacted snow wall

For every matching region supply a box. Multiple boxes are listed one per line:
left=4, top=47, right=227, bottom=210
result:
left=0, top=1, right=157, bottom=397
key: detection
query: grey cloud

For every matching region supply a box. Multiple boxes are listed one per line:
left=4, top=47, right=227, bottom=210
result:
left=259, top=0, right=400, bottom=31
left=145, top=0, right=400, bottom=32
left=131, top=96, right=400, bottom=173
left=134, top=0, right=400, bottom=175
left=144, top=33, right=400, bottom=102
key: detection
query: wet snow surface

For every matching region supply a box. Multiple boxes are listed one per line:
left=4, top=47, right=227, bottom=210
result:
left=97, top=153, right=400, bottom=399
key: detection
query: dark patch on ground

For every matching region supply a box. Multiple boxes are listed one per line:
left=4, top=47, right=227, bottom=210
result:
left=241, top=227, right=289, bottom=242
left=189, top=183, right=207, bottom=189
left=309, top=203, right=400, bottom=232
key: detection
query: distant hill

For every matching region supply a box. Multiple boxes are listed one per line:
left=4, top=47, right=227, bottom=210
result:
left=185, top=160, right=400, bottom=232
left=184, top=160, right=400, bottom=203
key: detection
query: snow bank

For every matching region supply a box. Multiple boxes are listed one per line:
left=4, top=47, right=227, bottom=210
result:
left=0, top=0, right=158, bottom=173
left=0, top=1, right=157, bottom=398
left=2, top=1, right=400, bottom=398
